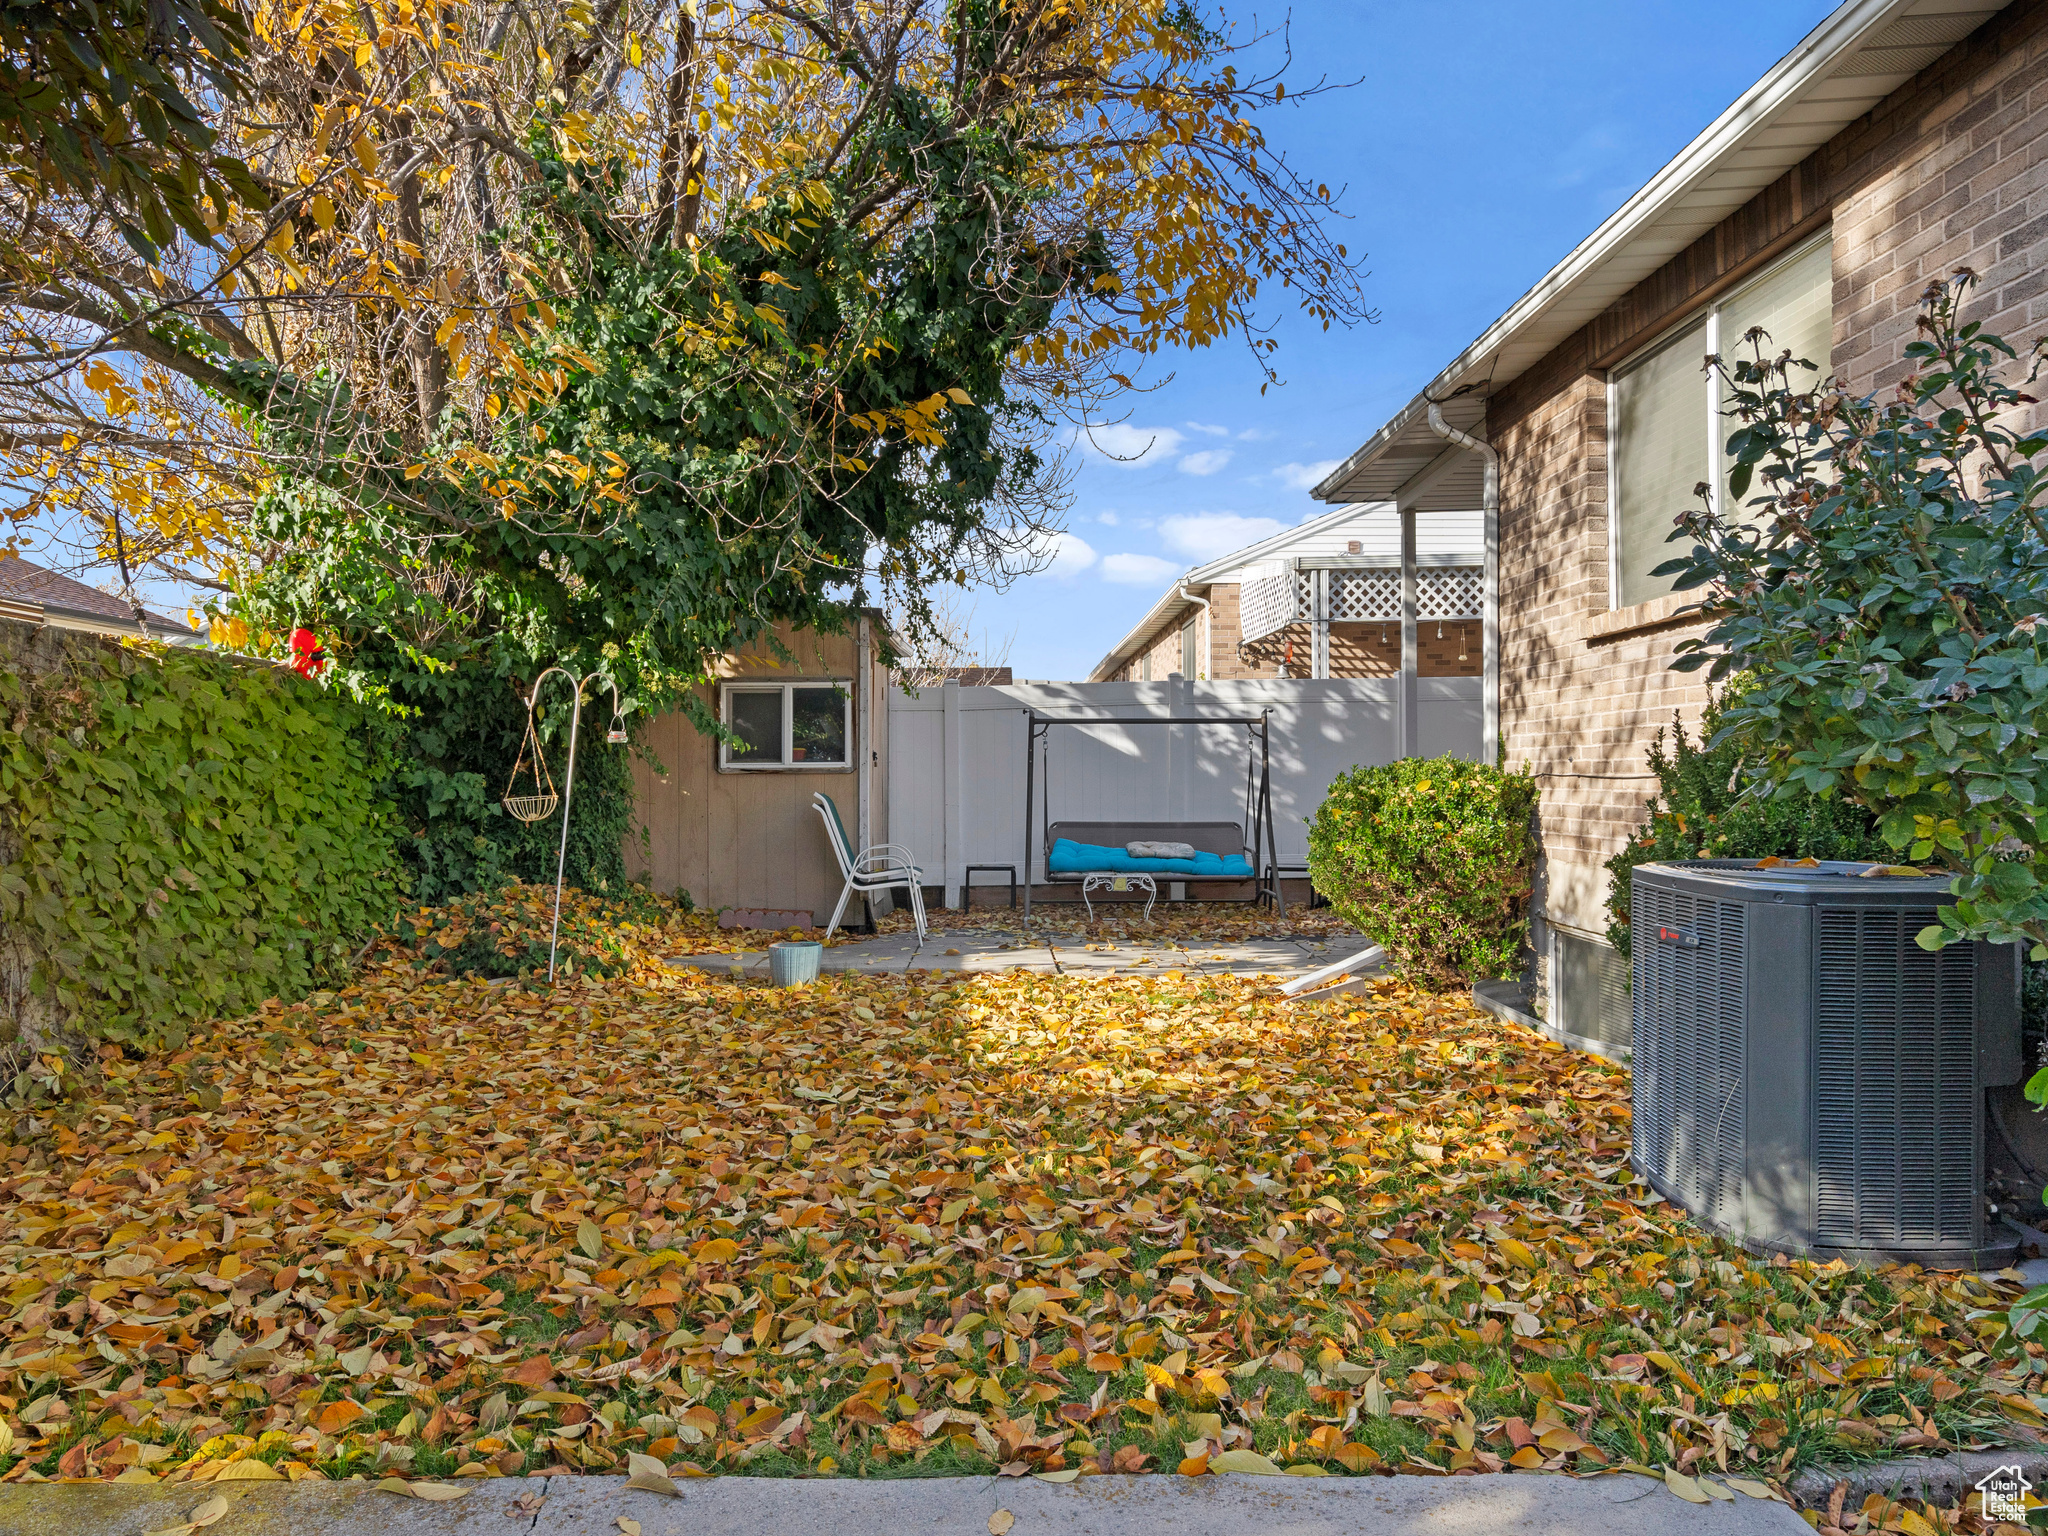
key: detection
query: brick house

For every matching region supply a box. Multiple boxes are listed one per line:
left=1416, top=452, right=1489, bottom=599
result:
left=1086, top=503, right=1484, bottom=684
left=1313, top=0, right=2028, bottom=1050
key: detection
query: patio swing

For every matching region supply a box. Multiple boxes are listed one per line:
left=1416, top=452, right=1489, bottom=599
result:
left=1020, top=709, right=1284, bottom=921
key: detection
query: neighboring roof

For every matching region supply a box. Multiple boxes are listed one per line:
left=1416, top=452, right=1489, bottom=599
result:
left=1083, top=502, right=1484, bottom=681
left=0, top=555, right=197, bottom=642
left=1313, top=0, right=2011, bottom=512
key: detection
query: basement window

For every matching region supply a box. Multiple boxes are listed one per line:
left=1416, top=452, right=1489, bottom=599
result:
left=1608, top=233, right=1831, bottom=609
left=720, top=681, right=850, bottom=770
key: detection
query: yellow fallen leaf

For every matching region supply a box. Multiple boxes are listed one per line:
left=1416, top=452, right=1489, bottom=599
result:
left=624, top=1452, right=679, bottom=1496
left=1722, top=1477, right=1782, bottom=1501
left=1208, top=1449, right=1284, bottom=1476
left=1283, top=1464, right=1330, bottom=1475
left=617, top=1519, right=642, bottom=1536
left=410, top=1483, right=470, bottom=1501
left=1033, top=1468, right=1080, bottom=1483
left=188, top=1497, right=230, bottom=1529
left=1664, top=1470, right=1710, bottom=1504
left=1498, top=1237, right=1539, bottom=1269
left=989, top=1512, right=1015, bottom=1535
left=215, top=1459, right=283, bottom=1480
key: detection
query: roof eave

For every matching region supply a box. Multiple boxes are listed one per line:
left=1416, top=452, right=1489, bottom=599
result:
left=1086, top=580, right=1198, bottom=682
left=1313, top=0, right=2007, bottom=503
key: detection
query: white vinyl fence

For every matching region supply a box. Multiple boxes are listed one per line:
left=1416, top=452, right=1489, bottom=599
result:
left=887, top=675, right=1481, bottom=905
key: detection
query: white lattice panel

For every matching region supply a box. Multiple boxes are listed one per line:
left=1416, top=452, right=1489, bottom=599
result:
left=1238, top=571, right=1299, bottom=643
left=1418, top=566, right=1483, bottom=620
left=1330, top=569, right=1399, bottom=621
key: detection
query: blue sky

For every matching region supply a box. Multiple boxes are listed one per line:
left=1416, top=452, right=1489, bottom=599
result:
left=23, top=1, right=1841, bottom=656
left=980, top=0, right=1841, bottom=681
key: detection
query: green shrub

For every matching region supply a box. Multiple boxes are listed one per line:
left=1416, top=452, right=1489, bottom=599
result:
left=1307, top=754, right=1538, bottom=989
left=1603, top=688, right=1891, bottom=962
left=0, top=626, right=404, bottom=1061
left=386, top=660, right=637, bottom=904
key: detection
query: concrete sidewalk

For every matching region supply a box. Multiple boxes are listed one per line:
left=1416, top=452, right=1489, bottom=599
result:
left=0, top=1470, right=1808, bottom=1536
left=665, top=932, right=1383, bottom=986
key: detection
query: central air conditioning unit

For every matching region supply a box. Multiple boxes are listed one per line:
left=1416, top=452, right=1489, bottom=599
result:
left=1630, top=860, right=2023, bottom=1268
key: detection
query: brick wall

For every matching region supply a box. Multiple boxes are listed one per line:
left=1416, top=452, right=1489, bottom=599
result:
left=1232, top=614, right=1480, bottom=679
left=1488, top=0, right=2048, bottom=1008
left=1206, top=585, right=1284, bottom=679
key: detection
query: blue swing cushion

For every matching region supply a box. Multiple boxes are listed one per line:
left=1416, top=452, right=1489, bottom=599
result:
left=1047, top=838, right=1254, bottom=879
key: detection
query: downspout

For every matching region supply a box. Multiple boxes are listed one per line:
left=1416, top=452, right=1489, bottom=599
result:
left=1177, top=583, right=1210, bottom=680
left=1425, top=403, right=1500, bottom=767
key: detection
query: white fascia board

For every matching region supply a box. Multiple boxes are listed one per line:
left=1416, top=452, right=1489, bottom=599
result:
left=1312, top=0, right=1987, bottom=505
left=1180, top=501, right=1394, bottom=585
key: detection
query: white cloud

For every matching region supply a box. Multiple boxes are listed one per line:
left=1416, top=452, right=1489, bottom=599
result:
left=1096, top=510, right=1120, bottom=526
left=1184, top=421, right=1230, bottom=437
left=1037, top=531, right=1098, bottom=579
left=1236, top=427, right=1275, bottom=442
left=1101, top=553, right=1183, bottom=585
left=1159, top=512, right=1288, bottom=563
left=1082, top=423, right=1184, bottom=466
left=1274, top=459, right=1342, bottom=491
left=1178, top=449, right=1234, bottom=476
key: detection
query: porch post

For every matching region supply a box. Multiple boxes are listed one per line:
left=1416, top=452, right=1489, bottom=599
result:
left=942, top=677, right=963, bottom=910
left=1399, top=509, right=1418, bottom=758
left=1312, top=568, right=1330, bottom=679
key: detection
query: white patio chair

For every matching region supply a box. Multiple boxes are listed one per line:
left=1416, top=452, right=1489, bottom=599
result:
left=813, top=792, right=927, bottom=942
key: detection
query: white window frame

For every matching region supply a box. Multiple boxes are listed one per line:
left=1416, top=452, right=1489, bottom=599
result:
left=1605, top=231, right=1830, bottom=611
left=718, top=679, right=853, bottom=772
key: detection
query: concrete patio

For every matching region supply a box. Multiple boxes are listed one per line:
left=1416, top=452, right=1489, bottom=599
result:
left=664, top=930, right=1382, bottom=983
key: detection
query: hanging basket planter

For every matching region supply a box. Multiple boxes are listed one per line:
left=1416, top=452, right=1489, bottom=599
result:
left=502, top=792, right=560, bottom=823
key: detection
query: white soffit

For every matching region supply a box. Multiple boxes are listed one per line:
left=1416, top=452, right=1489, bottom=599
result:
left=1314, top=0, right=2008, bottom=508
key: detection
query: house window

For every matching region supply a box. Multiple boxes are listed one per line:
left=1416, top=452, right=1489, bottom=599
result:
left=1608, top=234, right=1831, bottom=609
left=1180, top=619, right=1197, bottom=678
left=1140, top=650, right=1152, bottom=682
left=720, top=681, right=850, bottom=770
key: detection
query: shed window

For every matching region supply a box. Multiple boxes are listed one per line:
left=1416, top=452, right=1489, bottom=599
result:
left=1609, top=234, right=1831, bottom=609
left=720, top=682, right=850, bottom=769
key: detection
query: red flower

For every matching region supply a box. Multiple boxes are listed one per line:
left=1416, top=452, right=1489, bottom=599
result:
left=289, top=627, right=327, bottom=679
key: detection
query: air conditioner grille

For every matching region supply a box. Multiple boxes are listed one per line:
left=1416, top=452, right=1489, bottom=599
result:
left=1814, top=907, right=1977, bottom=1247
left=1631, top=885, right=1745, bottom=1231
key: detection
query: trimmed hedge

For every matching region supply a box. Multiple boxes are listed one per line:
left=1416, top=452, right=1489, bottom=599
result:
left=1307, top=754, right=1538, bottom=989
left=0, top=624, right=404, bottom=1062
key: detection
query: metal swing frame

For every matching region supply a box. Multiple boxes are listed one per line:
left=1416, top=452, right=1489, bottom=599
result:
left=1020, top=709, right=1284, bottom=921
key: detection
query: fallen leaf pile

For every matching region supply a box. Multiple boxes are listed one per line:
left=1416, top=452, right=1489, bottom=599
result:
left=373, top=883, right=774, bottom=978
left=869, top=901, right=1361, bottom=945
left=0, top=963, right=2034, bottom=1505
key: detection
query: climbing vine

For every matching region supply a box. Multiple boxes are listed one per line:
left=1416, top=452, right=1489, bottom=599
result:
left=0, top=628, right=403, bottom=1071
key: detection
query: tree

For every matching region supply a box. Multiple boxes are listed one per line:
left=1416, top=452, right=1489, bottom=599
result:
left=1663, top=269, right=2048, bottom=957
left=0, top=0, right=266, bottom=251
left=1, top=0, right=1369, bottom=670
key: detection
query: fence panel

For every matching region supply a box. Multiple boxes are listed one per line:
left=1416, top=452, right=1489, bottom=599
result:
left=886, top=675, right=1479, bottom=900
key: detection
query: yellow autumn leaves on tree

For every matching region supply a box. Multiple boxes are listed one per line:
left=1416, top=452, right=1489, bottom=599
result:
left=0, top=0, right=1367, bottom=615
